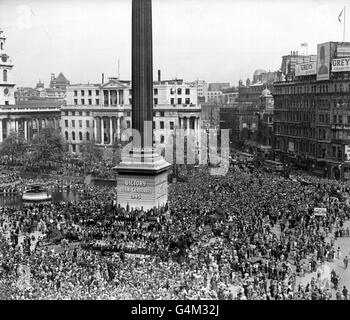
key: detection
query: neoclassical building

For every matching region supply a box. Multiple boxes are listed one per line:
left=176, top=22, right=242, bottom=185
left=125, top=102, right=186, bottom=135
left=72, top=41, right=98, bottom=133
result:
left=0, top=29, right=61, bottom=143
left=62, top=78, right=202, bottom=153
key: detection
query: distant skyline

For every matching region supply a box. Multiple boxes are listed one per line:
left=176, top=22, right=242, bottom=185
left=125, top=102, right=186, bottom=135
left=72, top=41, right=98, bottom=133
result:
left=0, top=0, right=347, bottom=87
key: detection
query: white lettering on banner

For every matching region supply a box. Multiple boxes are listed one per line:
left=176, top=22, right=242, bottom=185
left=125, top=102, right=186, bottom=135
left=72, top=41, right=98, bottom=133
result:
left=314, top=207, right=327, bottom=217
left=332, top=57, right=350, bottom=72
left=295, top=62, right=317, bottom=76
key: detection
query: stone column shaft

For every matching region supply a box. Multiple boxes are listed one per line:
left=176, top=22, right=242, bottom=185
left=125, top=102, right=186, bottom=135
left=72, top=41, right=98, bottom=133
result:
left=24, top=120, right=28, bottom=140
left=94, top=119, right=97, bottom=143
left=117, top=117, right=121, bottom=140
left=132, top=0, right=153, bottom=148
left=101, top=117, right=104, bottom=145
left=109, top=117, right=113, bottom=145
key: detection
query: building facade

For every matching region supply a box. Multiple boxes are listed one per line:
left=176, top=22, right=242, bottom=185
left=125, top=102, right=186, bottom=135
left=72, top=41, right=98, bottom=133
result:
left=220, top=102, right=259, bottom=150
left=273, top=41, right=350, bottom=180
left=256, top=88, right=274, bottom=157
left=0, top=29, right=61, bottom=143
left=0, top=30, right=15, bottom=106
left=191, top=80, right=208, bottom=103
left=50, top=72, right=70, bottom=90
left=61, top=78, right=201, bottom=154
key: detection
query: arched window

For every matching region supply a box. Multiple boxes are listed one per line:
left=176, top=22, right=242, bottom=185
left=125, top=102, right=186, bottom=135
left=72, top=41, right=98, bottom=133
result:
left=160, top=135, right=165, bottom=143
left=86, top=132, right=90, bottom=141
left=65, top=131, right=68, bottom=140
left=72, top=132, right=75, bottom=141
left=3, top=70, right=7, bottom=82
left=79, top=132, right=82, bottom=141
left=0, top=43, right=3, bottom=50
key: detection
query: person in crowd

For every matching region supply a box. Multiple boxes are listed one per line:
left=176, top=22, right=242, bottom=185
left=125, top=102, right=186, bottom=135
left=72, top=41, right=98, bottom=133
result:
left=0, top=162, right=349, bottom=300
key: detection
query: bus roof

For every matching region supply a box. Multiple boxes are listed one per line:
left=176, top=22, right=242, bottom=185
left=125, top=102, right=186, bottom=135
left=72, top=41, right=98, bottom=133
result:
left=237, top=152, right=254, bottom=157
left=265, top=160, right=282, bottom=164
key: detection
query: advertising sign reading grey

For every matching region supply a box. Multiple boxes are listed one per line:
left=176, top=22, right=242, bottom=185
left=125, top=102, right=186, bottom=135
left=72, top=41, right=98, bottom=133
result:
left=295, top=61, right=317, bottom=76
left=332, top=57, right=350, bottom=72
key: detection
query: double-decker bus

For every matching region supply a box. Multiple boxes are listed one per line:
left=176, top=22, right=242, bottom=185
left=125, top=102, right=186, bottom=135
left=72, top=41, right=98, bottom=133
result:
left=263, top=160, right=283, bottom=172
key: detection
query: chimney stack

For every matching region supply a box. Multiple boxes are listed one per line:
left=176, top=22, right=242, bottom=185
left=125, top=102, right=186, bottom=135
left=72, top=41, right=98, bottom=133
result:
left=158, top=69, right=161, bottom=82
left=102, top=73, right=104, bottom=84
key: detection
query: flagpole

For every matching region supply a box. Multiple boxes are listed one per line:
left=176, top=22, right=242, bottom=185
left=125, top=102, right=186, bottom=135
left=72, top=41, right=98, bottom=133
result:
left=344, top=6, right=346, bottom=42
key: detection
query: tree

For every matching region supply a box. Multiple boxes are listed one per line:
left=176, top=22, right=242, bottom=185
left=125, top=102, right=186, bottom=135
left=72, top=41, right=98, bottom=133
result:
left=30, top=127, right=66, bottom=165
left=0, top=130, right=28, bottom=164
left=80, top=141, right=103, bottom=166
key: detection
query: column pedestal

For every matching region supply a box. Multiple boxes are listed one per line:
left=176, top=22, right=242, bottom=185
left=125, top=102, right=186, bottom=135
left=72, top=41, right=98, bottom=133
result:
left=114, top=147, right=170, bottom=210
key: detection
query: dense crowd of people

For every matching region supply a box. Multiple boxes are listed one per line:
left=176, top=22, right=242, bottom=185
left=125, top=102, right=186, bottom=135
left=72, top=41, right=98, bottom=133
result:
left=0, top=163, right=349, bottom=300
left=0, top=157, right=116, bottom=180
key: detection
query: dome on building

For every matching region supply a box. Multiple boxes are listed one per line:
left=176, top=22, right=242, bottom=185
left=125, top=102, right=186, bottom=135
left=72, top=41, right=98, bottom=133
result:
left=253, top=69, right=267, bottom=76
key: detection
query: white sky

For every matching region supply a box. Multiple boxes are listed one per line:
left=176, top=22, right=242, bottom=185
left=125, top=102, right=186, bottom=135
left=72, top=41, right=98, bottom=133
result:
left=0, top=0, right=348, bottom=87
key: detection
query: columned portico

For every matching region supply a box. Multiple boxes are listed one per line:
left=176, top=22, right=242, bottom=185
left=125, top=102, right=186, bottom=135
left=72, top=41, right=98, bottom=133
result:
left=0, top=114, right=60, bottom=142
left=93, top=115, right=124, bottom=146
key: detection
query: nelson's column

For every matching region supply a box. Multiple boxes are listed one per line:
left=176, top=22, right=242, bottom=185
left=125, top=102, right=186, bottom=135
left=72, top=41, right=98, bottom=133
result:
left=114, top=0, right=171, bottom=210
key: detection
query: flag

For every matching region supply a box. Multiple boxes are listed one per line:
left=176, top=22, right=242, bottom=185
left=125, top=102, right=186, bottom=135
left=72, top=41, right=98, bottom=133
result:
left=339, top=8, right=344, bottom=22
left=301, top=43, right=308, bottom=47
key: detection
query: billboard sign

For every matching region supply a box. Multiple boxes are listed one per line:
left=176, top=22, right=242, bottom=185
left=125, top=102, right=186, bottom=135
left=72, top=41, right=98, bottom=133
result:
left=332, top=57, right=350, bottom=72
left=337, top=43, right=350, bottom=57
left=317, top=42, right=331, bottom=81
left=295, top=61, right=317, bottom=76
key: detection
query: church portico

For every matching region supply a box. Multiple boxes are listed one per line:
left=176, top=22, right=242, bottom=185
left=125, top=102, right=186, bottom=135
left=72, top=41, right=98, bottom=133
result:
left=0, top=110, right=61, bottom=142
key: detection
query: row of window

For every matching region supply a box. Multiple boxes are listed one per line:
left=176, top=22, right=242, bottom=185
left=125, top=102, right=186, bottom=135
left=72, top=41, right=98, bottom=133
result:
left=170, top=98, right=191, bottom=105
left=153, top=121, right=174, bottom=130
left=74, top=99, right=99, bottom=106
left=169, top=88, right=191, bottom=95
left=275, top=111, right=350, bottom=125
left=275, top=126, right=327, bottom=140
left=275, top=97, right=350, bottom=110
left=74, top=90, right=99, bottom=96
left=73, top=88, right=191, bottom=97
left=64, top=118, right=180, bottom=130
left=62, top=111, right=91, bottom=116
left=275, top=82, right=350, bottom=95
left=72, top=98, right=193, bottom=106
left=275, top=111, right=321, bottom=123
left=65, top=131, right=90, bottom=142
left=65, top=119, right=91, bottom=128
left=68, top=134, right=166, bottom=152
left=276, top=138, right=343, bottom=161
